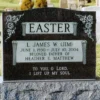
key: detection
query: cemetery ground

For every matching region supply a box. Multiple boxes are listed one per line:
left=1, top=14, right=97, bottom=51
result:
left=0, top=0, right=18, bottom=11
left=96, top=44, right=100, bottom=79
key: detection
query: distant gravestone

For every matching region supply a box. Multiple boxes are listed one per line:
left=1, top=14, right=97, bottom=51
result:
left=59, top=0, right=79, bottom=9
left=68, top=0, right=78, bottom=9
left=97, top=0, right=100, bottom=6
left=2, top=8, right=96, bottom=81
left=78, top=0, right=86, bottom=9
left=82, top=6, right=100, bottom=44
left=47, top=4, right=54, bottom=7
left=47, top=0, right=54, bottom=7
left=59, top=0, right=68, bottom=8
left=47, top=0, right=51, bottom=4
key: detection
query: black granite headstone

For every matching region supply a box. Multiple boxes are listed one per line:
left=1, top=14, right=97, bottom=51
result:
left=2, top=8, right=96, bottom=81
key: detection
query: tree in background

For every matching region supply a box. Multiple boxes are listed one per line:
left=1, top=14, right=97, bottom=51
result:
left=87, top=0, right=91, bottom=3
left=87, top=0, right=96, bottom=3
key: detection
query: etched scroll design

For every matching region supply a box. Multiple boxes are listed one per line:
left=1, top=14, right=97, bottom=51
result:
left=5, top=14, right=24, bottom=42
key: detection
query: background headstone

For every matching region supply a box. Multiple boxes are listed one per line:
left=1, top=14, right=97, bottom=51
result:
left=59, top=0, right=68, bottom=8
left=47, top=0, right=51, bottom=4
left=96, top=0, right=100, bottom=6
left=67, top=0, right=78, bottom=9
left=78, top=0, right=86, bottom=9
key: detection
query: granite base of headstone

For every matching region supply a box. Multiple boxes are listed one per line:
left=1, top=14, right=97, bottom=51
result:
left=1, top=81, right=100, bottom=100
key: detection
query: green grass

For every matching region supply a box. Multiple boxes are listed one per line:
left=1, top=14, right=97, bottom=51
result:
left=0, top=2, right=18, bottom=8
left=0, top=48, right=2, bottom=76
left=52, top=3, right=59, bottom=7
left=0, top=0, right=19, bottom=12
left=96, top=44, right=100, bottom=78
left=86, top=2, right=96, bottom=6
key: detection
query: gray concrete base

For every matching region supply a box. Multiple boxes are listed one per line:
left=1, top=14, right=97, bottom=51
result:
left=1, top=81, right=100, bottom=100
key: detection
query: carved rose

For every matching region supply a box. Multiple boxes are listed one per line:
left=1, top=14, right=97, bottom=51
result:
left=84, top=29, right=92, bottom=34
left=76, top=14, right=94, bottom=41
left=87, top=15, right=93, bottom=22
left=12, top=16, right=19, bottom=24
left=80, top=16, right=87, bottom=23
left=85, top=23, right=92, bottom=29
left=12, top=16, right=16, bottom=21
left=7, top=23, right=14, bottom=29
left=6, top=15, right=12, bottom=22
left=5, top=14, right=24, bottom=42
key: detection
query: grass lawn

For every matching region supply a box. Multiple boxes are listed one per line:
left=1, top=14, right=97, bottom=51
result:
left=85, top=0, right=96, bottom=6
left=0, top=48, right=1, bottom=76
left=0, top=1, right=19, bottom=11
left=96, top=44, right=100, bottom=78
left=51, top=0, right=59, bottom=7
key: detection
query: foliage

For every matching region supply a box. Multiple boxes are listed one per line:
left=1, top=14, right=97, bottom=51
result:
left=96, top=44, right=100, bottom=79
left=51, top=0, right=59, bottom=3
left=0, top=0, right=18, bottom=3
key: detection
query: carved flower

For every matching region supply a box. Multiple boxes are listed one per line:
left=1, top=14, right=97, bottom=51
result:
left=12, top=16, right=17, bottom=21
left=84, top=29, right=92, bottom=34
left=6, top=15, right=12, bottom=22
left=13, top=18, right=19, bottom=24
left=88, top=21, right=93, bottom=25
left=7, top=29, right=15, bottom=36
left=76, top=14, right=94, bottom=41
left=80, top=16, right=87, bottom=23
left=5, top=13, right=24, bottom=42
left=85, top=23, right=92, bottom=29
left=12, top=16, right=19, bottom=24
left=7, top=29, right=12, bottom=32
left=7, top=29, right=12, bottom=36
left=7, top=23, right=14, bottom=29
left=87, top=15, right=93, bottom=22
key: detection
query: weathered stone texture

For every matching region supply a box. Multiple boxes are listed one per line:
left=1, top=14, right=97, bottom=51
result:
left=1, top=81, right=100, bottom=100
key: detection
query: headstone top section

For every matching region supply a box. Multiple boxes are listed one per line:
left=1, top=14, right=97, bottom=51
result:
left=2, top=8, right=96, bottom=81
